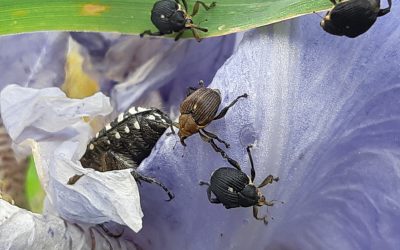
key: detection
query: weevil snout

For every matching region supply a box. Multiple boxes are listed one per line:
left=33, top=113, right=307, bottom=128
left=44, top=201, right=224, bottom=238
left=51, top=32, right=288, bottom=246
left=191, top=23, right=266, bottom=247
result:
left=178, top=114, right=200, bottom=139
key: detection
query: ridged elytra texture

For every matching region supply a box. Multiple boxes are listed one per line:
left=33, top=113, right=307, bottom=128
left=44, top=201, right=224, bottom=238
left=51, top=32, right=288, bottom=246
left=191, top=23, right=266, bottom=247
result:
left=80, top=108, right=171, bottom=172
left=209, top=167, right=250, bottom=208
left=326, top=0, right=381, bottom=37
left=180, top=87, right=221, bottom=127
left=151, top=0, right=184, bottom=33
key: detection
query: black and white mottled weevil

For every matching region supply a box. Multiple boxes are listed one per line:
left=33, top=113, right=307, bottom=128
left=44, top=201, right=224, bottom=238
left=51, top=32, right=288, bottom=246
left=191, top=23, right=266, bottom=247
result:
left=178, top=80, right=248, bottom=170
left=200, top=145, right=280, bottom=224
left=67, top=107, right=175, bottom=201
left=140, top=0, right=216, bottom=42
left=320, top=0, right=392, bottom=38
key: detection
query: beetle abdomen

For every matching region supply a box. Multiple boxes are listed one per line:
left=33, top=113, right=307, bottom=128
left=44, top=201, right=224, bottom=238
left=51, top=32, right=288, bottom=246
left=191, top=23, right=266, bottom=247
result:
left=180, top=88, right=221, bottom=126
left=80, top=107, right=171, bottom=172
left=326, top=0, right=379, bottom=37
left=210, top=167, right=250, bottom=208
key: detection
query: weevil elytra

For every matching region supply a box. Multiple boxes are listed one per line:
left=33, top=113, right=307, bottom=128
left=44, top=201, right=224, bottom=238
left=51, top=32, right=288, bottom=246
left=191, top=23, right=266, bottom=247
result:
left=320, top=0, right=392, bottom=38
left=140, top=0, right=216, bottom=42
left=68, top=107, right=175, bottom=201
left=177, top=80, right=248, bottom=170
left=200, top=145, right=280, bottom=224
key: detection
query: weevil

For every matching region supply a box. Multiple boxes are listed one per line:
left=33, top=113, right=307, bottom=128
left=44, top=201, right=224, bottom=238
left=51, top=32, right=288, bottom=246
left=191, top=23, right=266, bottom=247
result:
left=178, top=80, right=248, bottom=169
left=67, top=107, right=175, bottom=201
left=320, top=0, right=392, bottom=38
left=200, top=145, right=279, bottom=224
left=140, top=0, right=216, bottom=42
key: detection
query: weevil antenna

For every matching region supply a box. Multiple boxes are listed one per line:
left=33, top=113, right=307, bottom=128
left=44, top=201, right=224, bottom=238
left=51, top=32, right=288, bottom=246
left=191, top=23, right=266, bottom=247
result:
left=246, top=145, right=256, bottom=183
left=313, top=11, right=324, bottom=19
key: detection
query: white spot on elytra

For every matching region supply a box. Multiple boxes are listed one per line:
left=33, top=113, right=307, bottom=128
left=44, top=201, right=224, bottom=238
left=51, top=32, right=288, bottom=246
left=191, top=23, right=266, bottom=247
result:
left=117, top=113, right=124, bottom=122
left=105, top=124, right=112, bottom=130
left=137, top=107, right=149, bottom=112
left=124, top=126, right=130, bottom=133
left=107, top=140, right=111, bottom=144
left=154, top=112, right=161, bottom=117
left=161, top=118, right=167, bottom=123
left=115, top=132, right=121, bottom=139
left=95, top=132, right=99, bottom=138
left=133, top=121, right=140, bottom=129
left=228, top=187, right=234, bottom=192
left=128, top=106, right=150, bottom=115
left=89, top=144, right=94, bottom=150
left=128, top=107, right=137, bottom=115
left=160, top=14, right=165, bottom=19
left=148, top=115, right=156, bottom=120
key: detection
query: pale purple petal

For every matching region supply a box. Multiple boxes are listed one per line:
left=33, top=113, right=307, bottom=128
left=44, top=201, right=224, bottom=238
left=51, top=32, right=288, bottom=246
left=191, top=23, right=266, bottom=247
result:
left=110, top=35, right=236, bottom=112
left=0, top=33, right=68, bottom=91
left=128, top=6, right=400, bottom=250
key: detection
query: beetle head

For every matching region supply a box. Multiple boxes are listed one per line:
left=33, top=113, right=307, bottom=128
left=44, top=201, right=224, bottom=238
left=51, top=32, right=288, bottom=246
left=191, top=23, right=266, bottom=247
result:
left=170, top=11, right=187, bottom=31
left=238, top=184, right=260, bottom=207
left=178, top=114, right=200, bottom=144
left=320, top=13, right=344, bottom=36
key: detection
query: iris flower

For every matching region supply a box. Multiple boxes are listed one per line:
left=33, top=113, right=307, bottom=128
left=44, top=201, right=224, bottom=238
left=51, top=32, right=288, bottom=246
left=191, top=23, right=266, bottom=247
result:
left=1, top=4, right=400, bottom=249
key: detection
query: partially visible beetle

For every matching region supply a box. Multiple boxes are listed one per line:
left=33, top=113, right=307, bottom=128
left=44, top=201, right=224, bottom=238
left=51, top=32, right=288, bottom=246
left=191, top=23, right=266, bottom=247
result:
left=140, top=0, right=216, bottom=42
left=200, top=145, right=279, bottom=224
left=320, top=0, right=392, bottom=38
left=67, top=107, right=175, bottom=201
left=178, top=80, right=248, bottom=170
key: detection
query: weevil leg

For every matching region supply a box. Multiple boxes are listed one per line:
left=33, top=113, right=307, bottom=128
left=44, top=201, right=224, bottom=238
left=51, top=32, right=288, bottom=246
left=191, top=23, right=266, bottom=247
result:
left=213, top=93, right=248, bottom=120
left=258, top=175, right=279, bottom=189
left=253, top=206, right=268, bottom=225
left=67, top=174, right=84, bottom=185
left=180, top=136, right=188, bottom=146
left=140, top=30, right=165, bottom=38
left=199, top=130, right=241, bottom=170
left=246, top=145, right=256, bottom=183
left=191, top=1, right=216, bottom=17
left=174, top=30, right=185, bottom=41
left=378, top=0, right=391, bottom=16
left=190, top=28, right=202, bottom=42
left=176, top=0, right=189, bottom=12
left=200, top=181, right=221, bottom=203
left=201, top=129, right=230, bottom=148
left=99, top=223, right=124, bottom=238
left=131, top=170, right=175, bottom=201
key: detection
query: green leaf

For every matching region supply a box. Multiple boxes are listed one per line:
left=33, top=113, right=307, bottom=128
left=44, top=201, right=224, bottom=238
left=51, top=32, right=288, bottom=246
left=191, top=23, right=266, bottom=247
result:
left=0, top=0, right=331, bottom=38
left=25, top=156, right=45, bottom=213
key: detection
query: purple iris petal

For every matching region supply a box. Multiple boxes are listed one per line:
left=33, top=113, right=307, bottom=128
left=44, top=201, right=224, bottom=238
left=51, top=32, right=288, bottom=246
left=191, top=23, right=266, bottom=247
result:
left=0, top=32, right=68, bottom=91
left=128, top=7, right=400, bottom=250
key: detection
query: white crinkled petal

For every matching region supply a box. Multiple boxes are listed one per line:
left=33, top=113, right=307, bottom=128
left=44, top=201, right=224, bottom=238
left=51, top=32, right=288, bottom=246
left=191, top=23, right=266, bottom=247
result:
left=0, top=85, right=143, bottom=232
left=0, top=200, right=137, bottom=250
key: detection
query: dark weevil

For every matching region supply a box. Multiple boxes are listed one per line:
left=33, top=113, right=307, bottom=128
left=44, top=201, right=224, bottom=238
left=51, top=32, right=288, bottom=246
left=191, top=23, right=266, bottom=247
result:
left=200, top=145, right=280, bottom=224
left=67, top=107, right=175, bottom=201
left=320, top=0, right=392, bottom=38
left=140, top=0, right=216, bottom=42
left=177, top=80, right=248, bottom=170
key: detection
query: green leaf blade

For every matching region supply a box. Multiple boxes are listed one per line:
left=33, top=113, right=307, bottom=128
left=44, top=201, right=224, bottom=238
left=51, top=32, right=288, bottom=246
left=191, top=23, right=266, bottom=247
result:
left=0, top=0, right=331, bottom=40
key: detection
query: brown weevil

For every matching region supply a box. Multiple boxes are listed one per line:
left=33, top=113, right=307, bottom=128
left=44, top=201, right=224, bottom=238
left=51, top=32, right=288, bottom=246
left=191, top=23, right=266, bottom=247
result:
left=68, top=107, right=175, bottom=201
left=200, top=145, right=280, bottom=224
left=140, top=0, right=216, bottom=42
left=178, top=80, right=248, bottom=169
left=320, top=0, right=392, bottom=38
